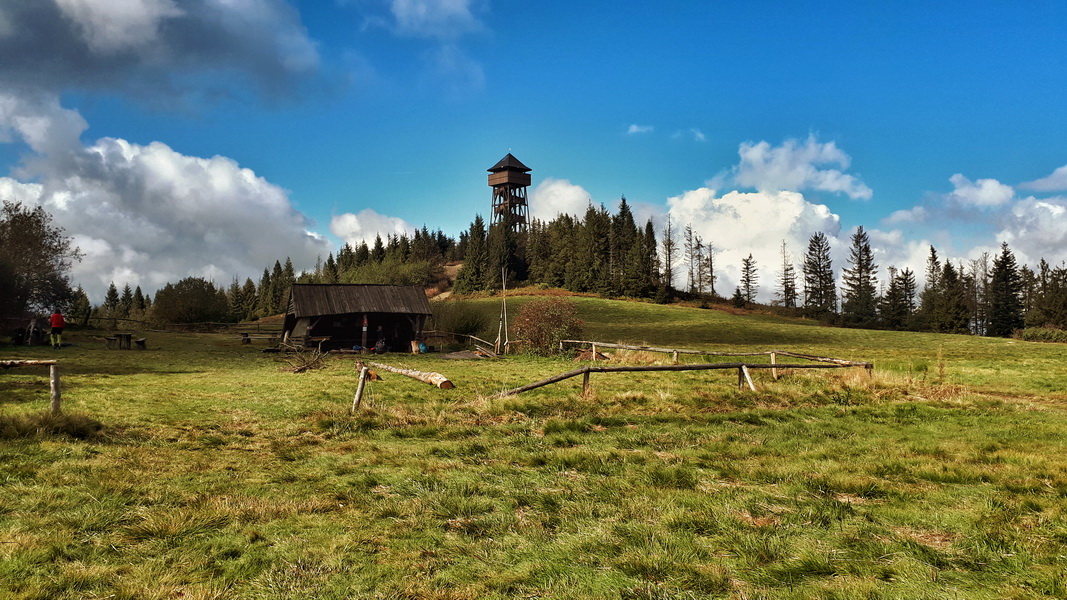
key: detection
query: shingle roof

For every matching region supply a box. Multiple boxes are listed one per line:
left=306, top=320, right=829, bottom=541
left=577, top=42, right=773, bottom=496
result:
left=287, top=284, right=431, bottom=317
left=487, top=153, right=531, bottom=173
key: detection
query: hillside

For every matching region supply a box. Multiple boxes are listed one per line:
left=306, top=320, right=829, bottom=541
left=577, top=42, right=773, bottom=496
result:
left=441, top=293, right=1067, bottom=400
left=1, top=298, right=1066, bottom=598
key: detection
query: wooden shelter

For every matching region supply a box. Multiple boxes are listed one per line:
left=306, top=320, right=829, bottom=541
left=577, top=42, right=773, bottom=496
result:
left=282, top=284, right=432, bottom=352
left=488, top=153, right=531, bottom=232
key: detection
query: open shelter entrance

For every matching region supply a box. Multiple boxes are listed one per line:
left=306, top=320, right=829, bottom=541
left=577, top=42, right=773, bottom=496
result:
left=282, top=284, right=432, bottom=352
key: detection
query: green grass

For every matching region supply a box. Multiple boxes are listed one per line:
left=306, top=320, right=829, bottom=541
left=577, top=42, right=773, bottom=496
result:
left=2, top=296, right=1067, bottom=598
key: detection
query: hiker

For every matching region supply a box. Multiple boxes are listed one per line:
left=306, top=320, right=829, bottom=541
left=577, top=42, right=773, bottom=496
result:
left=50, top=309, right=65, bottom=349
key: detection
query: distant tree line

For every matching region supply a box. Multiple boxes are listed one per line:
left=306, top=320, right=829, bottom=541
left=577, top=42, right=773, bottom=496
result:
left=6, top=197, right=1066, bottom=338
left=455, top=197, right=663, bottom=299
left=91, top=227, right=458, bottom=325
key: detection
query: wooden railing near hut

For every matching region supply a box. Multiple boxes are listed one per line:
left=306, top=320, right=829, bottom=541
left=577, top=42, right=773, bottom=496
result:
left=492, top=339, right=873, bottom=396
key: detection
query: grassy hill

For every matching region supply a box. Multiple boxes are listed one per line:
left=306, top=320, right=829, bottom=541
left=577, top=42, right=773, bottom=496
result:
left=2, top=295, right=1066, bottom=599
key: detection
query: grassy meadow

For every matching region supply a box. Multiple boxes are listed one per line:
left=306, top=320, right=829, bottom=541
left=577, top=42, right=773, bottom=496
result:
left=2, top=295, right=1067, bottom=599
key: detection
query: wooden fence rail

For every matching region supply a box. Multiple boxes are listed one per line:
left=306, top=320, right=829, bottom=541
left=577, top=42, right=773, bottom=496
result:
left=559, top=340, right=872, bottom=373
left=499, top=361, right=859, bottom=397
left=1, top=360, right=61, bottom=414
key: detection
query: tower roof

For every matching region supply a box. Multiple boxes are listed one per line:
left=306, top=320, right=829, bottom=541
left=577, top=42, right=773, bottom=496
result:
left=488, top=153, right=531, bottom=173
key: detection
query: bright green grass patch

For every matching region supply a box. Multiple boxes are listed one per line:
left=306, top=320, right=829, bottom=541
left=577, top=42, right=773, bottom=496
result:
left=3, top=297, right=1067, bottom=598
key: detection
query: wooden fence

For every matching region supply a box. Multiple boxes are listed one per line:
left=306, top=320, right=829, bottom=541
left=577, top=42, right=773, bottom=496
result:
left=491, top=339, right=874, bottom=396
left=1, top=360, right=61, bottom=414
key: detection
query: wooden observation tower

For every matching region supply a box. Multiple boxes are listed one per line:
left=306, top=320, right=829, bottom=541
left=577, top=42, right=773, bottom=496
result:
left=488, top=153, right=531, bottom=232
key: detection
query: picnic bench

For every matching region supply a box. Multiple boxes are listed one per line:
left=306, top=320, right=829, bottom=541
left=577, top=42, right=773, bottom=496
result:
left=106, top=333, right=144, bottom=350
left=239, top=333, right=280, bottom=347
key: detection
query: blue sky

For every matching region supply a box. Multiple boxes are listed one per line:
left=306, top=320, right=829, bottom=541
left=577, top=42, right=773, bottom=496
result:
left=2, top=0, right=1066, bottom=301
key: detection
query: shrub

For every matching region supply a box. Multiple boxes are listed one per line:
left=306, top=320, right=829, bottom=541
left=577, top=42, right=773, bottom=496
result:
left=0, top=411, right=104, bottom=440
left=513, top=297, right=582, bottom=355
left=1019, top=327, right=1067, bottom=344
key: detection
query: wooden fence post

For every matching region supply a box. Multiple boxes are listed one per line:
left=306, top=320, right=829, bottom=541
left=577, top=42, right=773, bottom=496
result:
left=49, top=364, right=61, bottom=415
left=741, top=365, right=756, bottom=392
left=581, top=369, right=591, bottom=397
left=770, top=352, right=778, bottom=381
left=351, top=366, right=369, bottom=412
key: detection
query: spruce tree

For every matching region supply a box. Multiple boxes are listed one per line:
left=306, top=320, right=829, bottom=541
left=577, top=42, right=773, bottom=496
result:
left=255, top=268, right=272, bottom=317
left=226, top=277, right=244, bottom=322
left=104, top=282, right=120, bottom=315
left=240, top=278, right=258, bottom=320
left=370, top=235, right=385, bottom=263
left=354, top=241, right=370, bottom=267
left=841, top=226, right=879, bottom=325
left=70, top=286, right=92, bottom=325
left=454, top=216, right=488, bottom=293
left=987, top=242, right=1024, bottom=337
left=776, top=240, right=798, bottom=308
left=935, top=261, right=970, bottom=333
left=323, top=253, right=339, bottom=283
left=802, top=232, right=835, bottom=317
left=642, top=219, right=661, bottom=297
left=917, top=246, right=942, bottom=330
left=119, top=284, right=134, bottom=317
left=660, top=215, right=677, bottom=291
left=740, top=253, right=758, bottom=304
left=878, top=267, right=915, bottom=329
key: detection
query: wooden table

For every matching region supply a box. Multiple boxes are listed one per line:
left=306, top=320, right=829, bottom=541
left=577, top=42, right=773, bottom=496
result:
left=116, top=333, right=133, bottom=350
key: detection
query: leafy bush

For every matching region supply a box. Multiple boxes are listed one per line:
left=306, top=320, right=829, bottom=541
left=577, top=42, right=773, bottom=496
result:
left=1019, top=327, right=1067, bottom=343
left=513, top=297, right=582, bottom=355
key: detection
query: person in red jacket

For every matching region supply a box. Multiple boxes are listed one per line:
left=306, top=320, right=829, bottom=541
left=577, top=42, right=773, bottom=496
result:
left=49, top=309, right=65, bottom=349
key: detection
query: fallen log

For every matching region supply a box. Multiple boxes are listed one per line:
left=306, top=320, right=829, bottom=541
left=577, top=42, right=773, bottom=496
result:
left=364, top=360, right=454, bottom=389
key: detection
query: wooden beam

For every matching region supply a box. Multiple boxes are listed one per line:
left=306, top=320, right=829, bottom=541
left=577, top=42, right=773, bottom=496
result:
left=1, top=360, right=61, bottom=414
left=364, top=360, right=454, bottom=389
left=560, top=340, right=769, bottom=357
left=498, top=362, right=843, bottom=397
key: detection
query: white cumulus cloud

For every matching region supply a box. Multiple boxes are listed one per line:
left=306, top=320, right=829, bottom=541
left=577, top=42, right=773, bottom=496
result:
left=947, top=173, right=1014, bottom=208
left=330, top=208, right=414, bottom=247
left=54, top=0, right=182, bottom=54
left=0, top=95, right=330, bottom=301
left=882, top=206, right=927, bottom=225
left=733, top=136, right=873, bottom=200
left=667, top=187, right=841, bottom=301
left=672, top=128, right=706, bottom=142
left=388, top=0, right=483, bottom=39
left=0, top=0, right=321, bottom=105
left=1021, top=164, right=1067, bottom=192
left=529, top=178, right=592, bottom=222
left=627, top=124, right=654, bottom=135
left=997, top=196, right=1067, bottom=264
